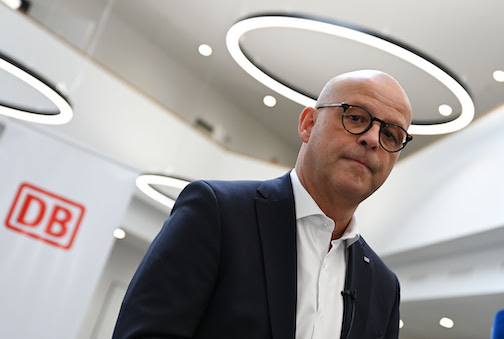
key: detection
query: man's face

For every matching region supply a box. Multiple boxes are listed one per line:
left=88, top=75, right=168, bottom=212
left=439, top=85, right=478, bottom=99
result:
left=299, top=76, right=412, bottom=204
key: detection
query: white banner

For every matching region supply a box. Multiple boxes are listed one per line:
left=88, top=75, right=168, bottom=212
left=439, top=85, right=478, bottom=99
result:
left=0, top=119, right=138, bottom=339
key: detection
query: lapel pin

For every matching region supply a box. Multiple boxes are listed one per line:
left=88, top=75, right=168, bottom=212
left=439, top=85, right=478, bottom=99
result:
left=363, top=256, right=370, bottom=263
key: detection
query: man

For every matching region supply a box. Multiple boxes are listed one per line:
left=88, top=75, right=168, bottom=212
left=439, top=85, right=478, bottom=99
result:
left=113, top=70, right=413, bottom=339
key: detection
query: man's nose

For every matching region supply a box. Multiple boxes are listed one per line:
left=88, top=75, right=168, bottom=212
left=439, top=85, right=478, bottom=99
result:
left=356, top=123, right=381, bottom=150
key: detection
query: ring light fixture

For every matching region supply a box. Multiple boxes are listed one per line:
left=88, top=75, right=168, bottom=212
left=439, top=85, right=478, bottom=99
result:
left=226, top=14, right=475, bottom=135
left=136, top=174, right=190, bottom=208
left=0, top=52, right=73, bottom=125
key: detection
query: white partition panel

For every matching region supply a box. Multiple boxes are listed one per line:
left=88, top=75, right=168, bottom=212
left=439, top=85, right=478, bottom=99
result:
left=0, top=120, right=138, bottom=339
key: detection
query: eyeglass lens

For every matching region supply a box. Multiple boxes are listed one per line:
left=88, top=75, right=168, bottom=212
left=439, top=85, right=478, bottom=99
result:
left=342, top=106, right=407, bottom=152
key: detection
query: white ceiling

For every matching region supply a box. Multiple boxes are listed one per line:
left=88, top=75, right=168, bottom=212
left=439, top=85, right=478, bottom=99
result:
left=17, top=0, right=504, bottom=338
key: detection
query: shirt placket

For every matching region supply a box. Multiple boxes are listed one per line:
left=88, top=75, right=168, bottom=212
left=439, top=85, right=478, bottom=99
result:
left=311, top=220, right=335, bottom=339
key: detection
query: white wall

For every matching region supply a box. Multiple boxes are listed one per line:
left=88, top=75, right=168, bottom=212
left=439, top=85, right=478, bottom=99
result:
left=27, top=0, right=299, bottom=166
left=397, top=243, right=504, bottom=301
left=0, top=4, right=291, bottom=177
left=90, top=12, right=299, bottom=165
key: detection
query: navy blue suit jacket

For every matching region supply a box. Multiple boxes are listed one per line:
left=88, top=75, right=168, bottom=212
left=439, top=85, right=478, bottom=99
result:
left=113, top=173, right=400, bottom=339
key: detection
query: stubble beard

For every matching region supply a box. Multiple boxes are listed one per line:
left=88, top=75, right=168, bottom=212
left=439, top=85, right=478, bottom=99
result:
left=327, top=158, right=377, bottom=204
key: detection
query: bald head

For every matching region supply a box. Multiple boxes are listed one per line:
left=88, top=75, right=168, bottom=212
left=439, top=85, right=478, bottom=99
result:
left=294, top=70, right=413, bottom=224
left=316, top=70, right=412, bottom=125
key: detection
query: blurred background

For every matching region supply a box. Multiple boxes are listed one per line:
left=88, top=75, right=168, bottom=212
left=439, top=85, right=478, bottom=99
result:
left=0, top=0, right=503, bottom=338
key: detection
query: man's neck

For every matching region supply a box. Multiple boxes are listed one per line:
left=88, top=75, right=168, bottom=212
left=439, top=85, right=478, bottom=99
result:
left=294, top=169, right=358, bottom=240
left=316, top=196, right=355, bottom=240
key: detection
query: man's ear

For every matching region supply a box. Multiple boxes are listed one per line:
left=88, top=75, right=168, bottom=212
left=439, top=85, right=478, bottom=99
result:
left=298, top=107, right=317, bottom=143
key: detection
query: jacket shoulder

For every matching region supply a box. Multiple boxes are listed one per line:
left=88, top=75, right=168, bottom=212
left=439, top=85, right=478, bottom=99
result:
left=357, top=237, right=398, bottom=283
left=182, top=171, right=292, bottom=201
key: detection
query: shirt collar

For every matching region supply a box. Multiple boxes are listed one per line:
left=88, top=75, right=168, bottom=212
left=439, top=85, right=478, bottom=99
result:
left=340, top=214, right=360, bottom=246
left=290, top=169, right=360, bottom=247
left=290, top=169, right=325, bottom=219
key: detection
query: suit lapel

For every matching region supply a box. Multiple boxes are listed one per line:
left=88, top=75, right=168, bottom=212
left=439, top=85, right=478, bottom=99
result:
left=255, top=173, right=297, bottom=339
left=342, top=239, right=373, bottom=338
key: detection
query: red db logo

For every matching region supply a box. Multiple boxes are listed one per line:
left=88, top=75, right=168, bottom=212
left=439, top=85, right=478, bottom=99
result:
left=5, top=183, right=85, bottom=249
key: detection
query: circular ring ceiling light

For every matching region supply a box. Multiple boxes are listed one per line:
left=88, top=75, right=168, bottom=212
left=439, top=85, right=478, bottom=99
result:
left=0, top=52, right=73, bottom=125
left=226, top=14, right=475, bottom=135
left=136, top=174, right=190, bottom=208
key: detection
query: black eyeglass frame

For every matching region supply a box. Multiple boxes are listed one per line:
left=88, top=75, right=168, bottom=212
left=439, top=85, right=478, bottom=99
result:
left=316, top=102, right=413, bottom=153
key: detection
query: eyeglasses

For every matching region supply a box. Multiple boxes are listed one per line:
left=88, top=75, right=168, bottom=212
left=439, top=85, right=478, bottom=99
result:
left=316, top=102, right=413, bottom=153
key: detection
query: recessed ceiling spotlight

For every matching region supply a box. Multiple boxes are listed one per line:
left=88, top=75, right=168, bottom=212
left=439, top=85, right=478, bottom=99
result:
left=1, top=0, right=21, bottom=9
left=399, top=319, right=404, bottom=329
left=226, top=14, right=475, bottom=135
left=136, top=174, right=190, bottom=208
left=438, top=104, right=453, bottom=116
left=113, top=228, right=126, bottom=239
left=263, top=95, right=277, bottom=107
left=1, top=0, right=29, bottom=11
left=493, top=70, right=504, bottom=82
left=198, top=44, right=213, bottom=57
left=439, top=317, right=454, bottom=329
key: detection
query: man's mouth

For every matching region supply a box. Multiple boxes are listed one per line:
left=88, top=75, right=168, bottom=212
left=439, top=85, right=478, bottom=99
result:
left=345, top=157, right=372, bottom=171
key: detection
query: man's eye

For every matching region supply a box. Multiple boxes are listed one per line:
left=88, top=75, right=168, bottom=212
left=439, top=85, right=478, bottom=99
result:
left=348, top=115, right=361, bottom=122
left=383, top=130, right=397, bottom=141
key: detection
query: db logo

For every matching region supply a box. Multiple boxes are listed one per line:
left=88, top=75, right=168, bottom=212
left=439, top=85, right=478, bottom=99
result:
left=5, top=183, right=85, bottom=249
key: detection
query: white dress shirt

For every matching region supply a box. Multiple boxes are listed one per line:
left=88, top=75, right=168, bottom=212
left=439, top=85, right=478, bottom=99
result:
left=290, top=170, right=359, bottom=339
